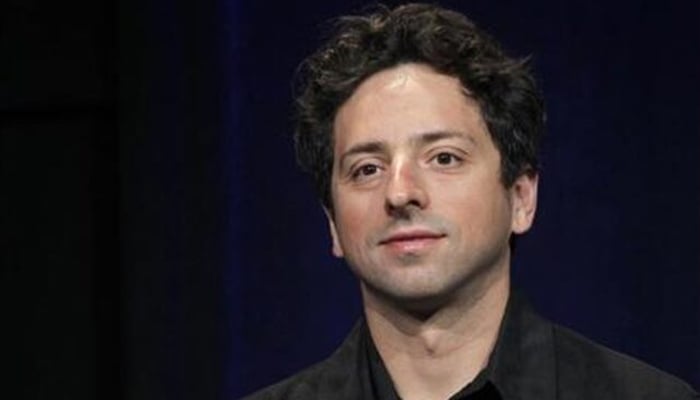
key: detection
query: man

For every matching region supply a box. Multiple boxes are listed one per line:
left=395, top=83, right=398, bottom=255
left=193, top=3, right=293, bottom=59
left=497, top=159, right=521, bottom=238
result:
left=244, top=3, right=698, bottom=399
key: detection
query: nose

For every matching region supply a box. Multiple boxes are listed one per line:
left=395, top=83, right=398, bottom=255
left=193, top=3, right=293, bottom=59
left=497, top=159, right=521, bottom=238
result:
left=384, top=160, right=429, bottom=216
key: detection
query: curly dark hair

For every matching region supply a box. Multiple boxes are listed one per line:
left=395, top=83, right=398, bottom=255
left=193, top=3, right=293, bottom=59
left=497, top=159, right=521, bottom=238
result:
left=294, top=3, right=545, bottom=210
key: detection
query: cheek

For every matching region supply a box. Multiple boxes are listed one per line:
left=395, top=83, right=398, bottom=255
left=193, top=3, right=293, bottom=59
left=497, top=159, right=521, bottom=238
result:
left=333, top=191, right=378, bottom=243
left=435, top=180, right=511, bottom=233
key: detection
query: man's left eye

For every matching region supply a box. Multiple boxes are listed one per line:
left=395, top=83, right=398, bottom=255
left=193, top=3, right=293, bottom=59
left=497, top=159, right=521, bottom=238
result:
left=433, top=152, right=460, bottom=166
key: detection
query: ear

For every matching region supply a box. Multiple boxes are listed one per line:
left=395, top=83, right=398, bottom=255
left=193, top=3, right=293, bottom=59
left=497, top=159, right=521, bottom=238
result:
left=323, top=207, right=344, bottom=258
left=510, top=173, right=539, bottom=234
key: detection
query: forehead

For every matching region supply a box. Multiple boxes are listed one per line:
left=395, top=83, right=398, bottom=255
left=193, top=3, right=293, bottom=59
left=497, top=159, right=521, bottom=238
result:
left=333, top=63, right=487, bottom=150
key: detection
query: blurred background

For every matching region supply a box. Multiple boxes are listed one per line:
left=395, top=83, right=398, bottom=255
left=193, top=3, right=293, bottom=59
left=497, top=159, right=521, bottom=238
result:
left=2, top=0, right=698, bottom=398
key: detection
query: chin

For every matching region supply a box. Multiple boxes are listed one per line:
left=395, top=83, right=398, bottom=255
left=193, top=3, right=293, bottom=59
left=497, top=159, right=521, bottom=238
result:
left=391, top=291, right=455, bottom=318
left=364, top=279, right=457, bottom=315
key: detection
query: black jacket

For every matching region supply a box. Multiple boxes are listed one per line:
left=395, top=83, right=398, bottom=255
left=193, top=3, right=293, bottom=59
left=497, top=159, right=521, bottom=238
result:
left=242, top=294, right=698, bottom=399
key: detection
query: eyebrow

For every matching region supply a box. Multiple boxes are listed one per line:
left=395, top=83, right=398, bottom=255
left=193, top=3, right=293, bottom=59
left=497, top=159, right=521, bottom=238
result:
left=416, top=130, right=474, bottom=146
left=338, top=141, right=388, bottom=169
left=338, top=130, right=475, bottom=168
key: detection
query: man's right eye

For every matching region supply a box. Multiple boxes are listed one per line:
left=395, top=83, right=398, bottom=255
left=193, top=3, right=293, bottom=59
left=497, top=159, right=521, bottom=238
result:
left=352, top=164, right=379, bottom=180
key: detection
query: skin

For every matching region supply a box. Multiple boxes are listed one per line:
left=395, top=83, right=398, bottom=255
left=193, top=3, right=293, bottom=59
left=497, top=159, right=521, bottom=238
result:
left=326, top=63, right=538, bottom=400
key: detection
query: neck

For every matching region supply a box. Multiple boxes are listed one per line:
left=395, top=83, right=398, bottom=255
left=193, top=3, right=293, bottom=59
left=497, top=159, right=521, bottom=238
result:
left=362, top=267, right=509, bottom=400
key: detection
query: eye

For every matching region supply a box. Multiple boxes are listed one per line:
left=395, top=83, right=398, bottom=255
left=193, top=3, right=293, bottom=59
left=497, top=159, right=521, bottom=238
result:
left=351, top=163, right=380, bottom=180
left=431, top=152, right=462, bottom=166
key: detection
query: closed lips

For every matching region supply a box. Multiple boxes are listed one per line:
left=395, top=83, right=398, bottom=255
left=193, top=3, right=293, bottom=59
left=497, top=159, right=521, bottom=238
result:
left=379, top=230, right=446, bottom=244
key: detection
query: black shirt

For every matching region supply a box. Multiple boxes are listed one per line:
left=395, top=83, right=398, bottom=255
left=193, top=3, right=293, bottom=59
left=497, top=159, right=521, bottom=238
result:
left=243, top=293, right=698, bottom=399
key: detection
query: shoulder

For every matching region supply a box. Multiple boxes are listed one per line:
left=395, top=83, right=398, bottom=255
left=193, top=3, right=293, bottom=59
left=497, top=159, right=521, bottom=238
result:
left=552, top=324, right=698, bottom=399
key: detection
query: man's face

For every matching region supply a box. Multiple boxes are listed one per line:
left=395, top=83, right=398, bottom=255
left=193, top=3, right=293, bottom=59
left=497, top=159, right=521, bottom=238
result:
left=328, top=63, right=537, bottom=308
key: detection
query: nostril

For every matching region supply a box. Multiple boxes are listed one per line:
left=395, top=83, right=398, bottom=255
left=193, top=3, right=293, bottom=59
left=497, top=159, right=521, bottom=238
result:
left=385, top=197, right=423, bottom=220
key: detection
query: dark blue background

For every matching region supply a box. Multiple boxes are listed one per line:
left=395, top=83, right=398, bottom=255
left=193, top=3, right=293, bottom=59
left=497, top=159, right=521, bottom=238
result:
left=3, top=0, right=698, bottom=399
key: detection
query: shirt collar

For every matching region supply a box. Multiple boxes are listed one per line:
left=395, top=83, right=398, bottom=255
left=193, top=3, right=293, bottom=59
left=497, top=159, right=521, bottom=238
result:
left=362, top=291, right=558, bottom=400
left=490, top=291, right=557, bottom=400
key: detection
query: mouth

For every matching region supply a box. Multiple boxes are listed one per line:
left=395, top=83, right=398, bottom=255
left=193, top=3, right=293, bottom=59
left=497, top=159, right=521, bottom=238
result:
left=378, top=229, right=446, bottom=253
